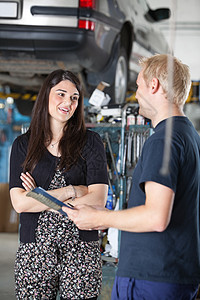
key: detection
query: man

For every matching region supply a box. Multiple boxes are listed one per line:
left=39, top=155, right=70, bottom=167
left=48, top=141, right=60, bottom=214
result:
left=64, top=54, right=200, bottom=300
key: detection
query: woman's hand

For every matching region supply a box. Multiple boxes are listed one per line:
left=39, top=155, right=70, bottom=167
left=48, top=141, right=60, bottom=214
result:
left=65, top=185, right=88, bottom=200
left=64, top=184, right=108, bottom=208
left=20, top=172, right=36, bottom=191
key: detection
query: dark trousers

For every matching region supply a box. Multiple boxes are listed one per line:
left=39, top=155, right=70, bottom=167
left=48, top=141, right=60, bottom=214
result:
left=111, top=276, right=198, bottom=300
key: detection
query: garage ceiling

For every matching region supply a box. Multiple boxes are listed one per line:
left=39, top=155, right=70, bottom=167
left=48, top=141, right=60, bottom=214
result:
left=148, top=0, right=200, bottom=80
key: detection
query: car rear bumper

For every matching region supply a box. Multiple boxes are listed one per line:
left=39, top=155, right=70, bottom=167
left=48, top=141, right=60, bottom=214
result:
left=0, top=25, right=109, bottom=72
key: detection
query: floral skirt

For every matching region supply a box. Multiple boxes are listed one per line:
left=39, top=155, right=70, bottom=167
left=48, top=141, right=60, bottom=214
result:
left=15, top=211, right=102, bottom=299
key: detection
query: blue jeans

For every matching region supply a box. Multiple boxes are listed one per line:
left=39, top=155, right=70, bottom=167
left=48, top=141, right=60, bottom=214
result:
left=111, top=276, right=199, bottom=300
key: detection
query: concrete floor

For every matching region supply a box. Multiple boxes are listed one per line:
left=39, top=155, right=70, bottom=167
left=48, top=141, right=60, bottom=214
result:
left=0, top=232, right=116, bottom=300
left=0, top=233, right=18, bottom=299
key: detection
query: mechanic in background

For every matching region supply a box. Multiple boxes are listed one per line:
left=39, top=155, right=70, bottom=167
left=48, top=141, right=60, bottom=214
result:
left=64, top=54, right=200, bottom=300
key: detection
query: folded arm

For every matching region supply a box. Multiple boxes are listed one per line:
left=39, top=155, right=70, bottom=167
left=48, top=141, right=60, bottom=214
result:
left=10, top=172, right=88, bottom=213
left=65, top=183, right=108, bottom=208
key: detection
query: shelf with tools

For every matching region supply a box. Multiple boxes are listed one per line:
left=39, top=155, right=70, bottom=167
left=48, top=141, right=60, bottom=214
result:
left=87, top=103, right=152, bottom=211
left=87, top=104, right=152, bottom=259
left=86, top=123, right=121, bottom=209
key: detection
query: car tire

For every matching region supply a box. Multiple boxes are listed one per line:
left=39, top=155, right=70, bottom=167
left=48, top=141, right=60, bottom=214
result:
left=14, top=98, right=35, bottom=116
left=106, top=47, right=128, bottom=104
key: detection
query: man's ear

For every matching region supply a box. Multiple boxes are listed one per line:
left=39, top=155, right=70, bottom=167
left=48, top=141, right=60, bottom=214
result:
left=151, top=78, right=159, bottom=94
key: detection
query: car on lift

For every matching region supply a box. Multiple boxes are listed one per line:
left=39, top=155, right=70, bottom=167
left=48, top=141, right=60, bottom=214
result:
left=0, top=0, right=170, bottom=107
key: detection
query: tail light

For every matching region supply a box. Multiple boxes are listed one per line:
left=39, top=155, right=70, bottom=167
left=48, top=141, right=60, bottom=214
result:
left=78, top=0, right=95, bottom=30
left=78, top=20, right=95, bottom=30
left=79, top=0, right=95, bottom=8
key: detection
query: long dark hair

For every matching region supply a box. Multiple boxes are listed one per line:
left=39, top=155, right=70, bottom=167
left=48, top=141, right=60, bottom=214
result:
left=23, top=69, right=86, bottom=172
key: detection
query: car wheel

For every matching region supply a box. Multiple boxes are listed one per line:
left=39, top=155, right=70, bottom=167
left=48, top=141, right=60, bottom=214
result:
left=106, top=48, right=128, bottom=104
left=14, top=98, right=35, bottom=116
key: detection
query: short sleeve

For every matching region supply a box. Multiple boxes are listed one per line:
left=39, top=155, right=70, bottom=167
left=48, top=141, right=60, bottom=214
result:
left=9, top=134, right=28, bottom=189
left=83, top=130, right=108, bottom=186
left=139, top=137, right=180, bottom=193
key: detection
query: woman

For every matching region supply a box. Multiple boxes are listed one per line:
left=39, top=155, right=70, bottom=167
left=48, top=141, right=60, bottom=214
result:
left=9, top=69, right=108, bottom=299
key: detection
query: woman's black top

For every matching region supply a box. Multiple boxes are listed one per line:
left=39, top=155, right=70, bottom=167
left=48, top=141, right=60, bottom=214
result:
left=9, top=129, right=108, bottom=243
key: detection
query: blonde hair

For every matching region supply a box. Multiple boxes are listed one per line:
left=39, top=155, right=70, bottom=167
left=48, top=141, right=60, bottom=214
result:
left=139, top=54, right=191, bottom=106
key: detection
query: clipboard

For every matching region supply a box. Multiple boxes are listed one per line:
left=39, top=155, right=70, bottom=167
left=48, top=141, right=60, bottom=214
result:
left=27, top=187, right=74, bottom=216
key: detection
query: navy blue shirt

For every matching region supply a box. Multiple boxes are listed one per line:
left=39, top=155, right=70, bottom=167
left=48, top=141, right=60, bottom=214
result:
left=117, top=116, right=200, bottom=284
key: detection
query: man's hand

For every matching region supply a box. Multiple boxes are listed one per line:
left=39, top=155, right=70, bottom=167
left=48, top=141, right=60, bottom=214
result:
left=63, top=204, right=109, bottom=230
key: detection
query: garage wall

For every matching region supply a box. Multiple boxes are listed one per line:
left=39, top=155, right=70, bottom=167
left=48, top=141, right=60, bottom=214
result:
left=148, top=0, right=200, bottom=80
